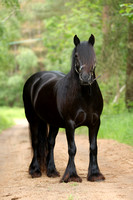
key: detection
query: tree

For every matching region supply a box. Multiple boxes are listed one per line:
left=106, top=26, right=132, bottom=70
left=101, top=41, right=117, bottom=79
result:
left=125, top=21, right=133, bottom=109
left=101, top=0, right=128, bottom=104
left=120, top=3, right=133, bottom=109
left=0, top=0, right=21, bottom=106
left=0, top=0, right=20, bottom=71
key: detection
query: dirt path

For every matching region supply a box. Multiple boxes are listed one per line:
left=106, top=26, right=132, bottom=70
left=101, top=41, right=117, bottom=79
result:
left=0, top=120, right=133, bottom=200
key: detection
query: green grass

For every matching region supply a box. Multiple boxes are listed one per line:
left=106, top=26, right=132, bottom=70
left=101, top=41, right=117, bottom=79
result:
left=76, top=111, right=133, bottom=146
left=0, top=106, right=25, bottom=133
left=99, top=112, right=133, bottom=146
left=0, top=113, right=13, bottom=133
left=67, top=194, right=74, bottom=200
left=0, top=106, right=133, bottom=146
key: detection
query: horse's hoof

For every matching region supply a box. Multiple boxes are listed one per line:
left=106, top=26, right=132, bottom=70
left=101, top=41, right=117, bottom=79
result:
left=31, top=171, right=42, bottom=178
left=29, top=168, right=42, bottom=178
left=47, top=169, right=60, bottom=178
left=87, top=172, right=105, bottom=182
left=60, top=173, right=82, bottom=183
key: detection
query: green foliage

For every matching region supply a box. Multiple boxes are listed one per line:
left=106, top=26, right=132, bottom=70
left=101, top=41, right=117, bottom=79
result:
left=1, top=0, right=20, bottom=8
left=0, top=0, right=21, bottom=70
left=31, top=3, right=49, bottom=20
left=0, top=73, right=24, bottom=106
left=0, top=47, right=38, bottom=106
left=16, top=48, right=38, bottom=78
left=101, top=1, right=128, bottom=73
left=99, top=72, right=126, bottom=104
left=7, top=75, right=24, bottom=106
left=0, top=42, right=15, bottom=71
left=0, top=14, right=21, bottom=71
left=120, top=3, right=133, bottom=20
left=43, top=0, right=102, bottom=73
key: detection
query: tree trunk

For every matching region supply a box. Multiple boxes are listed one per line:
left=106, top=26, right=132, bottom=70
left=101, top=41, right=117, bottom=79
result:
left=125, top=21, right=133, bottom=110
left=102, top=5, right=110, bottom=64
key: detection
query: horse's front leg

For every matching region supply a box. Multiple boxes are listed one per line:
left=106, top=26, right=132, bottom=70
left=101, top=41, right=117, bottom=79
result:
left=61, top=121, right=82, bottom=183
left=87, top=118, right=105, bottom=181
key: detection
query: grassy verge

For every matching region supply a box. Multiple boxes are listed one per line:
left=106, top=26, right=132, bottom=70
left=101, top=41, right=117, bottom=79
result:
left=76, top=111, right=133, bottom=146
left=0, top=106, right=132, bottom=146
left=99, top=112, right=133, bottom=146
left=0, top=107, right=25, bottom=133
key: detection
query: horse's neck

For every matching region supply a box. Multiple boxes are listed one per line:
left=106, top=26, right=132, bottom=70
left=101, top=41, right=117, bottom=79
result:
left=67, top=68, right=80, bottom=88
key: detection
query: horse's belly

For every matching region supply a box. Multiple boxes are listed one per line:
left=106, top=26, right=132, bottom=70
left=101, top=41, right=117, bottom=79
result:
left=35, top=103, right=65, bottom=127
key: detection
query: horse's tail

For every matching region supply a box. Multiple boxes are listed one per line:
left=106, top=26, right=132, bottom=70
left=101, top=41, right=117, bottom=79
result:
left=37, top=121, right=48, bottom=171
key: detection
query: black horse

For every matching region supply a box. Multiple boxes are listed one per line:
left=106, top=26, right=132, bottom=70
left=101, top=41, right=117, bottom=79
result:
left=23, top=34, right=105, bottom=182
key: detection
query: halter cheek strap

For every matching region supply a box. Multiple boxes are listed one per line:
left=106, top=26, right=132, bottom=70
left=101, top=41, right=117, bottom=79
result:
left=75, top=65, right=79, bottom=74
left=75, top=65, right=85, bottom=74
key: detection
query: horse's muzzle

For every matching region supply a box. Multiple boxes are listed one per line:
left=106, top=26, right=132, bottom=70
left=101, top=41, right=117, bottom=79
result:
left=79, top=73, right=93, bottom=85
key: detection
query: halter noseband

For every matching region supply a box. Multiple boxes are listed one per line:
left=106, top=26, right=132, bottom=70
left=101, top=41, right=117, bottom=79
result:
left=75, top=63, right=101, bottom=85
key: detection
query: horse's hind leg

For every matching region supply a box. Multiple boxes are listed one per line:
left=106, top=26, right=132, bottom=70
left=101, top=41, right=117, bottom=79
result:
left=29, top=120, right=48, bottom=178
left=46, top=125, right=60, bottom=177
left=29, top=122, right=41, bottom=178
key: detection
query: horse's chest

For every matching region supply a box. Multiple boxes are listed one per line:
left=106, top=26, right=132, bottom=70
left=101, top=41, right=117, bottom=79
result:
left=72, top=105, right=100, bottom=128
left=63, top=95, right=96, bottom=127
left=74, top=109, right=87, bottom=127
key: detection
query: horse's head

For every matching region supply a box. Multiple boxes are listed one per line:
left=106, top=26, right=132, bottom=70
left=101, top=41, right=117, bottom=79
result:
left=73, top=34, right=96, bottom=86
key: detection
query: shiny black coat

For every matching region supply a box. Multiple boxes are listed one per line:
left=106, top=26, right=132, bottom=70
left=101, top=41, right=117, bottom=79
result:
left=23, top=34, right=105, bottom=182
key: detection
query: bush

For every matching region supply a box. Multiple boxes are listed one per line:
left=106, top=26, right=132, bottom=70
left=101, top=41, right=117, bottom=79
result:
left=16, top=48, right=38, bottom=78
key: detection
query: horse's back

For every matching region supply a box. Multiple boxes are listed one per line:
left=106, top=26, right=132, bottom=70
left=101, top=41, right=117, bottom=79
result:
left=23, top=71, right=64, bottom=98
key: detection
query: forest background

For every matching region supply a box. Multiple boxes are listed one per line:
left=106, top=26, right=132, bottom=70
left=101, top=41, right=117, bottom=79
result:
left=0, top=0, right=133, bottom=145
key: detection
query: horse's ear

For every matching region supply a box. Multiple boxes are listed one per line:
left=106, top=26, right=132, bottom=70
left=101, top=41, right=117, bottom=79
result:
left=74, top=35, right=80, bottom=46
left=88, top=34, right=95, bottom=46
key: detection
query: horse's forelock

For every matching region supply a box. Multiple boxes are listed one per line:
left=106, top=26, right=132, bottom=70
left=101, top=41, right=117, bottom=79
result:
left=77, top=42, right=95, bottom=66
left=72, top=42, right=95, bottom=68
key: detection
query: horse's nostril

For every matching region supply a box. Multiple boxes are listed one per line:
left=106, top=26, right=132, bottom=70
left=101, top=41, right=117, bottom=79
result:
left=79, top=72, right=92, bottom=85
